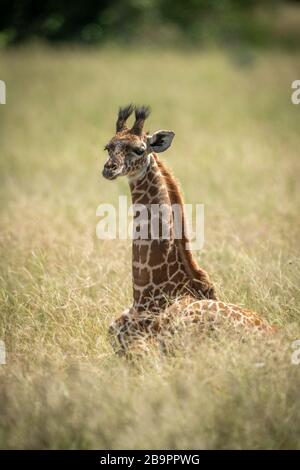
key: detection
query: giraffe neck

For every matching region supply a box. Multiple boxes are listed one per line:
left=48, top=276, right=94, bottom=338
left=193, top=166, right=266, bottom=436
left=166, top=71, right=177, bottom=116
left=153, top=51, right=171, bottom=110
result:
left=128, top=154, right=216, bottom=313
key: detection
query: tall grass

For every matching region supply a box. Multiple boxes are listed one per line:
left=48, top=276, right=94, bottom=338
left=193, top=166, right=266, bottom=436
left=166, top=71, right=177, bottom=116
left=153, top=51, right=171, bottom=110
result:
left=0, top=45, right=300, bottom=449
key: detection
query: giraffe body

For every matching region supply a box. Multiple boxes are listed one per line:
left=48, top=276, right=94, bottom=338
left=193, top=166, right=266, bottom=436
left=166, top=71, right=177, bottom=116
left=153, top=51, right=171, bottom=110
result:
left=109, top=297, right=276, bottom=356
left=102, top=105, right=275, bottom=355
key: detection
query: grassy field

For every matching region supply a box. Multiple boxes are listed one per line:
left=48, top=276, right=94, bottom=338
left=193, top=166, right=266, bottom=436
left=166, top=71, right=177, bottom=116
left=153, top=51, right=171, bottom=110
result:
left=0, top=44, right=300, bottom=449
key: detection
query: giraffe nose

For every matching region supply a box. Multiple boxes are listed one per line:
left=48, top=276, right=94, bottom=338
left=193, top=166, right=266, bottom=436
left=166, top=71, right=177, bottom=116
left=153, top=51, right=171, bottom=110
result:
left=102, top=161, right=119, bottom=179
left=105, top=161, right=118, bottom=171
left=110, top=162, right=118, bottom=171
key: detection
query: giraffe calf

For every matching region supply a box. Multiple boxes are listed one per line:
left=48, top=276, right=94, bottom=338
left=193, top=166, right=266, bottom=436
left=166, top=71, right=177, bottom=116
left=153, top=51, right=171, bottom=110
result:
left=102, top=105, right=276, bottom=357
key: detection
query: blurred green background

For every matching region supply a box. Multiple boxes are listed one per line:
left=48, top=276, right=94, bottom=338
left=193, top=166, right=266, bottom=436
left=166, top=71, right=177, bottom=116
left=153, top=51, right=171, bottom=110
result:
left=1, top=0, right=300, bottom=49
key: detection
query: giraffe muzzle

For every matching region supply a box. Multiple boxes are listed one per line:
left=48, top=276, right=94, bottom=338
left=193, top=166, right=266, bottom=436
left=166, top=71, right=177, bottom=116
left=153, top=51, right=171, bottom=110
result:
left=102, top=168, right=118, bottom=180
left=102, top=163, right=122, bottom=180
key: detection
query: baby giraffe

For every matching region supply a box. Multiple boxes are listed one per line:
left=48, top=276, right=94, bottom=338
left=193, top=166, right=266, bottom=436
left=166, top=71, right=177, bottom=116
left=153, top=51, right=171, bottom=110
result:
left=102, top=105, right=275, bottom=355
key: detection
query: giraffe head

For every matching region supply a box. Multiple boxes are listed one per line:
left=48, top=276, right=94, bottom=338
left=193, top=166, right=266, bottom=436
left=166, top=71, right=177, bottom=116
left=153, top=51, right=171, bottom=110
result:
left=102, top=104, right=175, bottom=180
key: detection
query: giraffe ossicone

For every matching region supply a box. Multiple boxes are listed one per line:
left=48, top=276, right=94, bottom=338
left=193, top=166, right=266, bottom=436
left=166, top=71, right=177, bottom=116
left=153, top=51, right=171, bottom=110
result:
left=102, top=104, right=276, bottom=355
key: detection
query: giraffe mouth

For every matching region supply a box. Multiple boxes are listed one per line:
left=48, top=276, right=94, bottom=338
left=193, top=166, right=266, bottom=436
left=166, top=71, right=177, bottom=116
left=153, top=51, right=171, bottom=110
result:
left=102, top=168, right=120, bottom=180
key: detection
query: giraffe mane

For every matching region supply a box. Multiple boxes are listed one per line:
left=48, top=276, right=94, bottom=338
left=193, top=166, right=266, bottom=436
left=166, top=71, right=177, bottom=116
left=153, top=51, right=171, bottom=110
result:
left=153, top=154, right=217, bottom=300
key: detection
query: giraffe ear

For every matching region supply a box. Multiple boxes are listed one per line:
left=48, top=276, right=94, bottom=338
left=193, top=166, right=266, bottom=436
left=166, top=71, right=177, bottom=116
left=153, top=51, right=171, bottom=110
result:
left=148, top=130, right=175, bottom=153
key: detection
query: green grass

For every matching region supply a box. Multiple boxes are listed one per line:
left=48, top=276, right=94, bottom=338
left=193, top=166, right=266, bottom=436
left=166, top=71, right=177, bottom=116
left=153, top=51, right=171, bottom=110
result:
left=0, top=44, right=300, bottom=449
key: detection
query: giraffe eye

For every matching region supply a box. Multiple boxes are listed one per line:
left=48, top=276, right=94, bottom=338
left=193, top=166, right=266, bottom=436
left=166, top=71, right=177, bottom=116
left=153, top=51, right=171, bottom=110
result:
left=133, top=147, right=144, bottom=156
left=104, top=143, right=115, bottom=152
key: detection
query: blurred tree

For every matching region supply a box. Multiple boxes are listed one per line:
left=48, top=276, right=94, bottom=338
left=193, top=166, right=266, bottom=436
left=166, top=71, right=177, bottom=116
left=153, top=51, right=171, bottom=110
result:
left=0, top=0, right=298, bottom=47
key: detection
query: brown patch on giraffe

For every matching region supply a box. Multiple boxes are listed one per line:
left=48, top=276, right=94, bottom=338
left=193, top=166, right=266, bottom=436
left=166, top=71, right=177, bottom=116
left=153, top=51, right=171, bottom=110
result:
left=164, top=282, right=176, bottom=295
left=135, top=193, right=150, bottom=205
left=149, top=185, right=158, bottom=197
left=133, top=243, right=149, bottom=264
left=229, top=310, right=242, bottom=321
left=170, top=270, right=185, bottom=285
left=135, top=180, right=148, bottom=192
left=209, top=302, right=217, bottom=312
left=152, top=265, right=168, bottom=284
left=147, top=170, right=155, bottom=183
left=148, top=240, right=168, bottom=266
left=218, top=302, right=226, bottom=309
left=133, top=267, right=150, bottom=286
left=149, top=172, right=161, bottom=187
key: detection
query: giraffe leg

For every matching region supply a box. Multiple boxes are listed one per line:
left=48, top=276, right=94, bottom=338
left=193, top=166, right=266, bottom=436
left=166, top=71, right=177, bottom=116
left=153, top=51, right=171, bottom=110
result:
left=108, top=306, right=148, bottom=355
